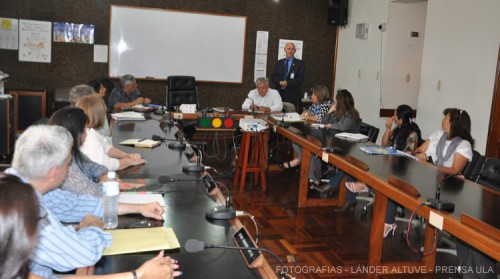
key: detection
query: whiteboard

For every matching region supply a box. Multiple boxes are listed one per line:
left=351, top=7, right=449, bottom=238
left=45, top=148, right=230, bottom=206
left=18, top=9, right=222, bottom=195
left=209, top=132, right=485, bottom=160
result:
left=109, top=5, right=247, bottom=83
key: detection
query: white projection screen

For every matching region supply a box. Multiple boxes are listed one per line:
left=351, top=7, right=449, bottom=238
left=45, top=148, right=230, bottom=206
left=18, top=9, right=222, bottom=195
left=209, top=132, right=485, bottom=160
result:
left=109, top=5, right=247, bottom=83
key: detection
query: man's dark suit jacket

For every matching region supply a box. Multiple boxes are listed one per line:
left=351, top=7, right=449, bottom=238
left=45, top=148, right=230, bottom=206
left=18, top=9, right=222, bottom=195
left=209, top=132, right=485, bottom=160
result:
left=271, top=57, right=305, bottom=109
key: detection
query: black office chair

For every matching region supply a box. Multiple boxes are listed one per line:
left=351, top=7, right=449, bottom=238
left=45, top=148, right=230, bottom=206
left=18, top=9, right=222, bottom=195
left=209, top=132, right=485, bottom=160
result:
left=476, top=157, right=500, bottom=191
left=357, top=122, right=380, bottom=214
left=359, top=122, right=380, bottom=143
left=462, top=150, right=485, bottom=182
left=166, top=76, right=198, bottom=111
left=166, top=76, right=199, bottom=138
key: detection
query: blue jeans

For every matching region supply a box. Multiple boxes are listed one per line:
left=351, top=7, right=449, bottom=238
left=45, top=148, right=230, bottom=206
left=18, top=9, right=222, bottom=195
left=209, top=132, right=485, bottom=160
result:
left=329, top=170, right=357, bottom=203
left=292, top=142, right=323, bottom=180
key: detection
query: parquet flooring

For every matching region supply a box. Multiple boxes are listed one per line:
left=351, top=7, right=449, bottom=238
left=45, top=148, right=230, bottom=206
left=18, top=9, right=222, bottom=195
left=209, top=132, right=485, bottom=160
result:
left=209, top=159, right=464, bottom=279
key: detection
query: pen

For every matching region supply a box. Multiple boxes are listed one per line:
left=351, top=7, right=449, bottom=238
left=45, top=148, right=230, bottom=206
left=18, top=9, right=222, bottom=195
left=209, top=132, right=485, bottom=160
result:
left=138, top=138, right=147, bottom=142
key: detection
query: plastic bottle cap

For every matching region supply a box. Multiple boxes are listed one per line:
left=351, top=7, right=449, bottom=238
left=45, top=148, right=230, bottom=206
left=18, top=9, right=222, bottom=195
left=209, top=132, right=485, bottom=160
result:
left=107, top=171, right=116, bottom=180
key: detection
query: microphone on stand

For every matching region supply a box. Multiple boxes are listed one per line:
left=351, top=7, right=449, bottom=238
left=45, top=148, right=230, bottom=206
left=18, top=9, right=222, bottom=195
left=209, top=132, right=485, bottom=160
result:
left=168, top=122, right=187, bottom=149
left=182, top=144, right=206, bottom=173
left=427, top=173, right=463, bottom=212
left=245, top=97, right=256, bottom=115
left=157, top=175, right=235, bottom=220
left=184, top=239, right=287, bottom=279
left=151, top=134, right=182, bottom=142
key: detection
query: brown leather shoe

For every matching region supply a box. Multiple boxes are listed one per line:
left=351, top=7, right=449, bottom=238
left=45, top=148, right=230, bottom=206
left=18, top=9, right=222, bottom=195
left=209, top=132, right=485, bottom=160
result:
left=313, top=183, right=331, bottom=192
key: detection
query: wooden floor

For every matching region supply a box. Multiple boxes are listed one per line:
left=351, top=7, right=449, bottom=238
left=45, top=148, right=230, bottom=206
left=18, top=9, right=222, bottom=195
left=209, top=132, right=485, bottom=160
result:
left=206, top=156, right=463, bottom=279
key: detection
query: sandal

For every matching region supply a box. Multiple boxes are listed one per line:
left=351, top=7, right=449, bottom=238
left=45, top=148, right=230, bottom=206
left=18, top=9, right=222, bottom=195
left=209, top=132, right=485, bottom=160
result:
left=345, top=182, right=369, bottom=193
left=309, top=179, right=320, bottom=190
left=279, top=161, right=299, bottom=171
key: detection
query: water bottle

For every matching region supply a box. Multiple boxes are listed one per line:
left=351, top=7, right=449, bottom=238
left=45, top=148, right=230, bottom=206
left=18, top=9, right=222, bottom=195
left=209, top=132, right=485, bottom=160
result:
left=102, top=171, right=119, bottom=229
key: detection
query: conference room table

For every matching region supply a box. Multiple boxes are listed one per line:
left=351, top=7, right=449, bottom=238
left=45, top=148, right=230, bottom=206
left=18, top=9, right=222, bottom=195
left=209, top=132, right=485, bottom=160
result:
left=93, top=114, right=275, bottom=278
left=262, top=117, right=500, bottom=275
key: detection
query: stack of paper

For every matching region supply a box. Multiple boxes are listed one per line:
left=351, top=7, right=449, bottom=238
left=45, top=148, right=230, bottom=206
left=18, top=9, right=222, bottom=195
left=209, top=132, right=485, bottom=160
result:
left=360, top=146, right=398, bottom=155
left=334, top=132, right=369, bottom=142
left=119, top=193, right=166, bottom=207
left=111, top=111, right=145, bottom=121
left=271, top=112, right=304, bottom=122
left=103, top=227, right=180, bottom=255
left=120, top=138, right=161, bottom=148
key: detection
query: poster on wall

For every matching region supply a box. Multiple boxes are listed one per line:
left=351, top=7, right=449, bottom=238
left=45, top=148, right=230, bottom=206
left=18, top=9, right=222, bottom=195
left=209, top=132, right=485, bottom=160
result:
left=254, top=31, right=269, bottom=81
left=19, top=19, right=51, bottom=63
left=277, top=39, right=303, bottom=60
left=0, top=18, right=19, bottom=50
left=53, top=22, right=94, bottom=44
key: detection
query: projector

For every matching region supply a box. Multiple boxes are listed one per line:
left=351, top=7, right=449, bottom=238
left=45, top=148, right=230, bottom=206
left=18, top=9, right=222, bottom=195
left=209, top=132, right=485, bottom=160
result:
left=239, top=118, right=268, bottom=132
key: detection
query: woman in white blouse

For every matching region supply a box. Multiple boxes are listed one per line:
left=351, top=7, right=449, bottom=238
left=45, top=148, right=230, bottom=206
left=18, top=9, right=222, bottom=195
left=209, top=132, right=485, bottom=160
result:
left=76, top=94, right=146, bottom=171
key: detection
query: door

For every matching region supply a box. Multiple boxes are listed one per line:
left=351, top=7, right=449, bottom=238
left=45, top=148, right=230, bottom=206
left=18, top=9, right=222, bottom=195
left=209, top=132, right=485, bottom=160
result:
left=485, top=45, right=500, bottom=158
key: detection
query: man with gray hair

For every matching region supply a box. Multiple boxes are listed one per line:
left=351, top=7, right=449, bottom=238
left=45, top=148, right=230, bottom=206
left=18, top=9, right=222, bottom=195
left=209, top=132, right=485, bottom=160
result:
left=4, top=125, right=164, bottom=278
left=4, top=125, right=112, bottom=278
left=241, top=77, right=283, bottom=113
left=107, top=74, right=151, bottom=111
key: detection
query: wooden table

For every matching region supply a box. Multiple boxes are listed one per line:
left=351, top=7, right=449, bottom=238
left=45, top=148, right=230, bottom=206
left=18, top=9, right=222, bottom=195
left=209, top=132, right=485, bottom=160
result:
left=97, top=116, right=277, bottom=278
left=262, top=116, right=500, bottom=275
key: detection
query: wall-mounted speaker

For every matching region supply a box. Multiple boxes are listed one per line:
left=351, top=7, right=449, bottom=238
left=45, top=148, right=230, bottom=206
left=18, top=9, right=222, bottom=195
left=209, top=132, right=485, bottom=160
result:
left=328, top=0, right=348, bottom=26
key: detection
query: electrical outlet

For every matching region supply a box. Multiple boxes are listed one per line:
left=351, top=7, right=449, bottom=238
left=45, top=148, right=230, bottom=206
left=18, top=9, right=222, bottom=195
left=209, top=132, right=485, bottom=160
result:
left=173, top=113, right=183, bottom=119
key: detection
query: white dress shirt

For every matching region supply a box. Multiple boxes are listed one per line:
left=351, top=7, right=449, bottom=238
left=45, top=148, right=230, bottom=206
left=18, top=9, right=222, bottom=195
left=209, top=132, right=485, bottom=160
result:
left=81, top=128, right=120, bottom=171
left=242, top=88, right=283, bottom=112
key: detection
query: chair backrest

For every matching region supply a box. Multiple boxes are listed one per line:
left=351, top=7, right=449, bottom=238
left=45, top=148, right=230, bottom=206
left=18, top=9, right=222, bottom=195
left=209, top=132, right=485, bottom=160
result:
left=359, top=122, right=380, bottom=143
left=166, top=76, right=198, bottom=111
left=282, top=102, right=296, bottom=113
left=462, top=150, right=484, bottom=181
left=476, top=157, right=500, bottom=191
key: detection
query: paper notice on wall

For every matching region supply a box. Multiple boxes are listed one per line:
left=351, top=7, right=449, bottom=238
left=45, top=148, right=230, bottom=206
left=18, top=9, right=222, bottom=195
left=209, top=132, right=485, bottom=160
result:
left=256, top=31, right=268, bottom=54
left=19, top=19, right=52, bottom=63
left=0, top=18, right=19, bottom=50
left=254, top=53, right=267, bottom=81
left=254, top=31, right=269, bottom=81
left=278, top=39, right=303, bottom=60
left=94, top=44, right=108, bottom=63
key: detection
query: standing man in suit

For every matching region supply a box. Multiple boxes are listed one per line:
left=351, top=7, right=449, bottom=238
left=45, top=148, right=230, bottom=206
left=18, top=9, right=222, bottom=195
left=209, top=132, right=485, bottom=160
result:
left=271, top=42, right=305, bottom=111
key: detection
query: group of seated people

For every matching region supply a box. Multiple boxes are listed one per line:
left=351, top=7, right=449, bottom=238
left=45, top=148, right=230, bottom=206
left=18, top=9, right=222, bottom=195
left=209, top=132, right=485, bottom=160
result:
left=1, top=77, right=181, bottom=278
left=1, top=72, right=488, bottom=278
left=277, top=86, right=475, bottom=240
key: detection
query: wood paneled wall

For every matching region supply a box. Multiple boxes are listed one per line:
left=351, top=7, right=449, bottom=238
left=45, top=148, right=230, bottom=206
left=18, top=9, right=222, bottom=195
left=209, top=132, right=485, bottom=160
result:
left=0, top=0, right=337, bottom=114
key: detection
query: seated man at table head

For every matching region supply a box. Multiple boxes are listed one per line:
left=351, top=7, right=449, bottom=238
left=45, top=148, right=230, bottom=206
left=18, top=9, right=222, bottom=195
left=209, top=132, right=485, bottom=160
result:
left=4, top=125, right=164, bottom=278
left=107, top=74, right=151, bottom=111
left=0, top=173, right=181, bottom=279
left=241, top=77, right=283, bottom=113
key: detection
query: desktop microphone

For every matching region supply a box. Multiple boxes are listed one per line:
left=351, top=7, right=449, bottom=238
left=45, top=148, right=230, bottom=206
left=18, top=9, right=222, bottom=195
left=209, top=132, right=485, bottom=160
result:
left=427, top=173, right=463, bottom=212
left=157, top=175, right=235, bottom=219
left=151, top=134, right=182, bottom=142
left=184, top=239, right=287, bottom=279
left=182, top=144, right=206, bottom=173
left=168, top=122, right=187, bottom=149
left=245, top=97, right=255, bottom=115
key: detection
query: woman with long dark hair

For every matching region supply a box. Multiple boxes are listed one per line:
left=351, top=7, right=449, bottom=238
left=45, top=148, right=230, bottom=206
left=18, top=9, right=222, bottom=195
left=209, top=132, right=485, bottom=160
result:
left=48, top=107, right=108, bottom=197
